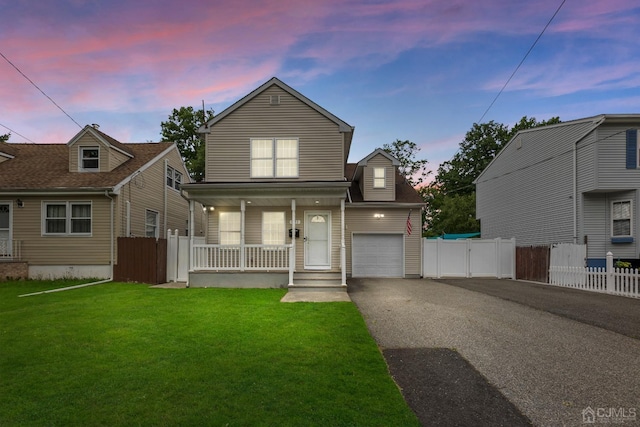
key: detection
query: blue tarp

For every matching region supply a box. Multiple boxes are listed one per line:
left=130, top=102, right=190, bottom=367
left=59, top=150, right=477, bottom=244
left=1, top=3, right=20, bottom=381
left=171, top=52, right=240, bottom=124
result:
left=427, top=232, right=481, bottom=240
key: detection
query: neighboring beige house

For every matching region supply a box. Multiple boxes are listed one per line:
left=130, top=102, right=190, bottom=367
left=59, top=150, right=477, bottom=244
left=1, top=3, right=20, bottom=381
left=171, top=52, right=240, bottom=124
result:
left=0, top=125, right=203, bottom=280
left=181, top=77, right=424, bottom=289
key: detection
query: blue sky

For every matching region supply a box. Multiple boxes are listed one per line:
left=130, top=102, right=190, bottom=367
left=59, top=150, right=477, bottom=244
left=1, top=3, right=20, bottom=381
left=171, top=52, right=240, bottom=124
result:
left=1, top=0, right=639, bottom=176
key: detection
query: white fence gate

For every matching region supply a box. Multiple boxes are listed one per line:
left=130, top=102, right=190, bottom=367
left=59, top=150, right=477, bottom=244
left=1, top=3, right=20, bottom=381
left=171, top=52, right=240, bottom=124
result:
left=423, top=238, right=515, bottom=279
left=167, top=229, right=205, bottom=282
left=550, top=243, right=586, bottom=268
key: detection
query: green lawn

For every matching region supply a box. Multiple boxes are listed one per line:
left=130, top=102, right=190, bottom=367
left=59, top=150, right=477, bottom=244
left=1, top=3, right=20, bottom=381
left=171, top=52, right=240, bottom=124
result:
left=0, top=280, right=418, bottom=426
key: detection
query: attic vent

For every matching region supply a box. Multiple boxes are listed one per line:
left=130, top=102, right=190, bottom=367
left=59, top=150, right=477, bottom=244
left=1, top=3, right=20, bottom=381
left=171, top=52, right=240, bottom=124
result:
left=269, top=95, right=281, bottom=106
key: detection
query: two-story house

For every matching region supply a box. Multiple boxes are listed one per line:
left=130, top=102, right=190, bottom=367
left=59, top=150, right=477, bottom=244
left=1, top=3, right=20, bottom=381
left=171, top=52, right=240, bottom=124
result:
left=181, top=78, right=423, bottom=289
left=476, top=114, right=640, bottom=267
left=0, top=125, right=202, bottom=280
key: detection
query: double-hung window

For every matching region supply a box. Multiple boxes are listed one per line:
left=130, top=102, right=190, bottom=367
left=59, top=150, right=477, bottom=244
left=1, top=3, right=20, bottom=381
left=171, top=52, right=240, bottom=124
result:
left=373, top=167, right=386, bottom=188
left=219, top=212, right=241, bottom=245
left=250, top=138, right=298, bottom=178
left=166, top=166, right=182, bottom=190
left=612, top=200, right=632, bottom=237
left=81, top=147, right=99, bottom=171
left=44, top=202, right=92, bottom=235
left=145, top=209, right=159, bottom=238
left=262, top=212, right=285, bottom=245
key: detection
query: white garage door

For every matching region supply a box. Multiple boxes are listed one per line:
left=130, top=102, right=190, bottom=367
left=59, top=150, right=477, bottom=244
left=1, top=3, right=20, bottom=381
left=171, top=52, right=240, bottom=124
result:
left=352, top=234, right=404, bottom=277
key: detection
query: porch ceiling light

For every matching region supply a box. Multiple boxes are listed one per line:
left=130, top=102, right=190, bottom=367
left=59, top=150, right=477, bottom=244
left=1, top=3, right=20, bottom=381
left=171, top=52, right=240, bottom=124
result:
left=315, top=200, right=320, bottom=204
left=374, top=213, right=384, bottom=219
left=209, top=206, right=215, bottom=211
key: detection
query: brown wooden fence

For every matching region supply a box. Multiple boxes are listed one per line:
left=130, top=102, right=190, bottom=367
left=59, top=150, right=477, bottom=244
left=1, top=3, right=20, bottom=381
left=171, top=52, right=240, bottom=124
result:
left=114, top=237, right=167, bottom=284
left=516, top=245, right=550, bottom=283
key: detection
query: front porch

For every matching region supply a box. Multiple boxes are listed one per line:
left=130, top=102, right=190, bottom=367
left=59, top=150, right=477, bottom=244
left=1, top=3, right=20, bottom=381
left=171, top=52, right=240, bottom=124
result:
left=182, top=181, right=351, bottom=289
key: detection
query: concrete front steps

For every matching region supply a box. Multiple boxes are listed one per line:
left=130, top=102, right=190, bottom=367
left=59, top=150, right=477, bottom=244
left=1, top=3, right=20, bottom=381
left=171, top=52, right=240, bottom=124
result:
left=289, top=272, right=346, bottom=292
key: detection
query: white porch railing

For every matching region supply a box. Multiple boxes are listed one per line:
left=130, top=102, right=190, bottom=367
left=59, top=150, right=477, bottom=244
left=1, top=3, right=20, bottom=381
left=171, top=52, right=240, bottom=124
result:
left=0, top=239, right=21, bottom=260
left=549, top=252, right=640, bottom=298
left=191, top=244, right=292, bottom=271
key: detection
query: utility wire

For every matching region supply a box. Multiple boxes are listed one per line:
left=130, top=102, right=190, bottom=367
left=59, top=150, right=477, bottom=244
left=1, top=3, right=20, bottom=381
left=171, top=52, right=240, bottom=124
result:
left=0, top=50, right=83, bottom=129
left=478, top=0, right=567, bottom=123
left=0, top=122, right=37, bottom=144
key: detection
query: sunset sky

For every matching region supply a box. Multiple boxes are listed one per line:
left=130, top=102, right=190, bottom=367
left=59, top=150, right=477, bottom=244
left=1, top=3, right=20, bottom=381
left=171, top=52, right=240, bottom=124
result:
left=2, top=0, right=640, bottom=174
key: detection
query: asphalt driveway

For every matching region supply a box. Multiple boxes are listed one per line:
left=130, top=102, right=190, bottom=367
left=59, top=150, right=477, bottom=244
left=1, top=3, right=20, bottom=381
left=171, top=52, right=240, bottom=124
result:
left=348, top=278, right=640, bottom=427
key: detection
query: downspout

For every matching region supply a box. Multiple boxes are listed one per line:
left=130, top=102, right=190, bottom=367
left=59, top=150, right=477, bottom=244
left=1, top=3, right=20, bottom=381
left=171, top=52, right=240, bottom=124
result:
left=573, top=140, right=577, bottom=244
left=104, top=190, right=115, bottom=280
left=164, top=159, right=169, bottom=235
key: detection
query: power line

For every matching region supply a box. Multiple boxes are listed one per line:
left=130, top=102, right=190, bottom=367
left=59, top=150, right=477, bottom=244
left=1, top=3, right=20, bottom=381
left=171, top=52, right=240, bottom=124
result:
left=0, top=122, right=37, bottom=144
left=0, top=50, right=83, bottom=129
left=478, top=0, right=567, bottom=123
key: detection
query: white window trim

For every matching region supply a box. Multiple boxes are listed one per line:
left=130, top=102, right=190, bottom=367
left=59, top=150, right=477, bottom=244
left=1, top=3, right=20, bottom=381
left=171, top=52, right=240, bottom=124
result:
left=611, top=199, right=632, bottom=237
left=145, top=209, right=159, bottom=238
left=166, top=165, right=183, bottom=191
left=80, top=146, right=100, bottom=172
left=262, top=211, right=286, bottom=246
left=250, top=138, right=299, bottom=178
left=219, top=211, right=241, bottom=245
left=373, top=167, right=386, bottom=189
left=42, top=201, right=92, bottom=236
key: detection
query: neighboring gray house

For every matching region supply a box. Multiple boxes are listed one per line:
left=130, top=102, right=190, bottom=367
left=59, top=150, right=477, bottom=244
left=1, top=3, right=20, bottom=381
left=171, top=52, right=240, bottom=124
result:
left=181, top=77, right=424, bottom=288
left=476, top=114, right=640, bottom=267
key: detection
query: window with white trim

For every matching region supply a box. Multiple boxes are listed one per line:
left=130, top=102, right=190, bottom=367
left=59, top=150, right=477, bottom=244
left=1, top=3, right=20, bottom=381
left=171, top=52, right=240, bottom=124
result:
left=250, top=138, right=298, bottom=178
left=81, top=147, right=99, bottom=171
left=262, top=212, right=285, bottom=245
left=43, top=202, right=92, bottom=235
left=373, top=167, right=386, bottom=188
left=612, top=200, right=632, bottom=237
left=145, top=209, right=159, bottom=238
left=219, top=212, right=241, bottom=245
left=166, top=166, right=183, bottom=190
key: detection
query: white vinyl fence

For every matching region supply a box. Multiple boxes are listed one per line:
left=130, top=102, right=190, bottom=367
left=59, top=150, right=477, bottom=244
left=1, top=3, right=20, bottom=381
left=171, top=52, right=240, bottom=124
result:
left=549, top=251, right=640, bottom=298
left=167, top=229, right=205, bottom=282
left=423, top=238, right=515, bottom=279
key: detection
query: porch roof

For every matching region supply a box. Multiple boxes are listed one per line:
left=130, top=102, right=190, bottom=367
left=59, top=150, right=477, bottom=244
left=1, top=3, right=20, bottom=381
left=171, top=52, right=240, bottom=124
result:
left=181, top=181, right=350, bottom=207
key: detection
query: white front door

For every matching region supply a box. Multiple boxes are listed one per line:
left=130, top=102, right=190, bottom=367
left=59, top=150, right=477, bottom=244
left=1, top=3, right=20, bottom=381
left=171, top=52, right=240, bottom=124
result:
left=304, top=211, right=331, bottom=269
left=0, top=203, right=11, bottom=257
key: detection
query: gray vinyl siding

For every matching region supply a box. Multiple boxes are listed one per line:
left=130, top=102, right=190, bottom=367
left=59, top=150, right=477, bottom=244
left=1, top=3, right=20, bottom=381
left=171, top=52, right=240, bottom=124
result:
left=477, top=121, right=596, bottom=246
left=593, top=124, right=640, bottom=190
left=12, top=195, right=111, bottom=265
left=205, top=86, right=345, bottom=182
left=583, top=191, right=638, bottom=259
left=362, top=154, right=395, bottom=201
left=345, top=208, right=420, bottom=277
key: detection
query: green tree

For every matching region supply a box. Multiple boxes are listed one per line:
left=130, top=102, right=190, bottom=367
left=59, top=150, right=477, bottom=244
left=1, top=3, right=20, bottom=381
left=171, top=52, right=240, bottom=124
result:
left=381, top=139, right=430, bottom=187
left=424, top=116, right=561, bottom=236
left=161, top=106, right=214, bottom=182
left=0, top=133, right=9, bottom=143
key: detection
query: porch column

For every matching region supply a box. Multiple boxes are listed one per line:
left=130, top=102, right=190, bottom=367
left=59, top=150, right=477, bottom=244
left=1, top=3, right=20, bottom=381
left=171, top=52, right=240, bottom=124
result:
left=240, top=200, right=246, bottom=271
left=289, top=199, right=296, bottom=287
left=341, top=198, right=346, bottom=286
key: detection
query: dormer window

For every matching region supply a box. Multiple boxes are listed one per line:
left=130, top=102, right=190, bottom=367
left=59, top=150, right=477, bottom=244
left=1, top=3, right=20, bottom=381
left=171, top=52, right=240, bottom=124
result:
left=373, top=167, right=386, bottom=188
left=81, top=147, right=99, bottom=171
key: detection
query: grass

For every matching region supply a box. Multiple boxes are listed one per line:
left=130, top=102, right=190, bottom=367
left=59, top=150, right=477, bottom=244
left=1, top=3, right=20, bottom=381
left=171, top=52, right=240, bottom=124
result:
left=0, top=280, right=419, bottom=426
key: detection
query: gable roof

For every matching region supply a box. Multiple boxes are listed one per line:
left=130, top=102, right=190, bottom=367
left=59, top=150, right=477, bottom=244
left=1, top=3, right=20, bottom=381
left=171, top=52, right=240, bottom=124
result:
left=356, top=148, right=401, bottom=167
left=474, top=114, right=608, bottom=184
left=201, top=77, right=354, bottom=136
left=0, top=141, right=174, bottom=192
left=345, top=163, right=423, bottom=205
left=67, top=125, right=134, bottom=158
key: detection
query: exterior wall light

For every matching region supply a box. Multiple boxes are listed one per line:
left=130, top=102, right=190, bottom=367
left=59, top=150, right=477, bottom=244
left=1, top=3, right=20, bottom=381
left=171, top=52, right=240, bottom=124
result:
left=374, top=213, right=384, bottom=219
